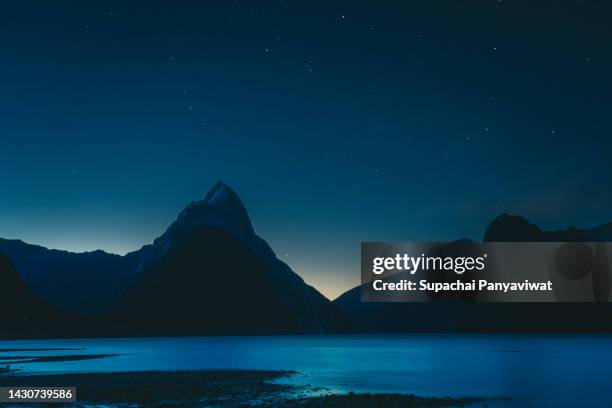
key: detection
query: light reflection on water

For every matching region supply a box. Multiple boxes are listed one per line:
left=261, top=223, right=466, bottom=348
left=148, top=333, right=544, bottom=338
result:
left=1, top=334, right=611, bottom=407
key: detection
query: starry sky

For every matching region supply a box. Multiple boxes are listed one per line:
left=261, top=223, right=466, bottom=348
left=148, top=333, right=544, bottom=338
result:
left=1, top=1, right=611, bottom=299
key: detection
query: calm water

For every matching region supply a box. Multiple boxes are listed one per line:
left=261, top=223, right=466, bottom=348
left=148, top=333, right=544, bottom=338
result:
left=1, top=335, right=612, bottom=407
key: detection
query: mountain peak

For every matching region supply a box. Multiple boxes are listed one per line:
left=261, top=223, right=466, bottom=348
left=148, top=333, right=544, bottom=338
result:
left=191, top=181, right=251, bottom=225
left=201, top=181, right=249, bottom=216
left=483, top=213, right=542, bottom=242
left=203, top=181, right=234, bottom=203
left=136, top=182, right=256, bottom=274
left=484, top=213, right=597, bottom=242
left=153, top=182, right=256, bottom=249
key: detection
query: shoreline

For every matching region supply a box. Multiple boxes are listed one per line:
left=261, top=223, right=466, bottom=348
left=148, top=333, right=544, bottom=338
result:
left=0, top=369, right=486, bottom=407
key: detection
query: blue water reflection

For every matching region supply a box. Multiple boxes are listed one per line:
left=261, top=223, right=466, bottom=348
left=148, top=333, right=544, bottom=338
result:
left=1, top=335, right=611, bottom=407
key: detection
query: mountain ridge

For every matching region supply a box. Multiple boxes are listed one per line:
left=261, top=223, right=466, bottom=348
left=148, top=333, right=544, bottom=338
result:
left=0, top=182, right=352, bottom=337
left=334, top=213, right=612, bottom=333
left=2, top=196, right=611, bottom=337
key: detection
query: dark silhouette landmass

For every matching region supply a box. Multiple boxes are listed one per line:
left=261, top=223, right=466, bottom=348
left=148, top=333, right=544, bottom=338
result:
left=587, top=223, right=612, bottom=242
left=335, top=214, right=612, bottom=333
left=0, top=253, right=86, bottom=339
left=2, top=184, right=612, bottom=337
left=483, top=214, right=594, bottom=242
left=0, top=239, right=135, bottom=314
left=115, top=226, right=314, bottom=335
left=0, top=182, right=351, bottom=338
left=113, top=182, right=351, bottom=335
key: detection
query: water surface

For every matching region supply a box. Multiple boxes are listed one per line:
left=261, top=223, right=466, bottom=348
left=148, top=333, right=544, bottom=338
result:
left=1, top=335, right=611, bottom=407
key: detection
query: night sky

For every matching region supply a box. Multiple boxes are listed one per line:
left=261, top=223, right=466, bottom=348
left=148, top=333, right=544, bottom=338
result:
left=1, top=1, right=611, bottom=298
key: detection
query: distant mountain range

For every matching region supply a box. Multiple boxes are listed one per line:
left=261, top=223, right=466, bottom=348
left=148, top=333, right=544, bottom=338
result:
left=1, top=184, right=611, bottom=339
left=334, top=214, right=612, bottom=333
left=0, top=182, right=351, bottom=338
left=482, top=214, right=612, bottom=242
left=0, top=239, right=135, bottom=314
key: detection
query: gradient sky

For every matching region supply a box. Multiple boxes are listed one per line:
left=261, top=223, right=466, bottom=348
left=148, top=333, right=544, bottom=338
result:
left=1, top=1, right=611, bottom=299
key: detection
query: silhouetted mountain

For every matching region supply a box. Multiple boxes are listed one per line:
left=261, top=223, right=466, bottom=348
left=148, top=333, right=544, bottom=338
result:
left=586, top=223, right=612, bottom=242
left=484, top=214, right=593, bottom=242
left=0, top=239, right=134, bottom=314
left=114, top=182, right=351, bottom=335
left=114, top=227, right=316, bottom=335
left=0, top=252, right=83, bottom=339
left=482, top=214, right=542, bottom=242
left=335, top=214, right=612, bottom=333
left=4, top=190, right=609, bottom=337
left=0, top=182, right=351, bottom=337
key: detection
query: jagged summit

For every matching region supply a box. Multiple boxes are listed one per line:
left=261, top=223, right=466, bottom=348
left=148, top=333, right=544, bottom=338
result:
left=0, top=181, right=352, bottom=336
left=122, top=181, right=352, bottom=334
left=159, top=182, right=255, bottom=246
left=203, top=181, right=240, bottom=204
left=135, top=182, right=257, bottom=275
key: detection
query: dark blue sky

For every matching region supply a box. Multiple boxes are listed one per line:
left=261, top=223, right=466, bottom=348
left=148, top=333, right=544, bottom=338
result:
left=1, top=1, right=610, bottom=298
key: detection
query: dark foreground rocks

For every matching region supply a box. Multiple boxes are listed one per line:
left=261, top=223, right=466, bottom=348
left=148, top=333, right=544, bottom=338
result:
left=0, top=369, right=485, bottom=407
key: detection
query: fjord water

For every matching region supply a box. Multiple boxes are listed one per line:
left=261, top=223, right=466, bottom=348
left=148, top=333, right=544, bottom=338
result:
left=2, top=335, right=612, bottom=407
